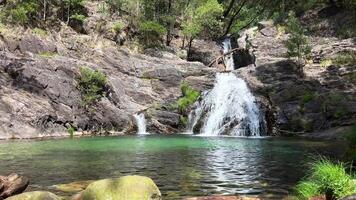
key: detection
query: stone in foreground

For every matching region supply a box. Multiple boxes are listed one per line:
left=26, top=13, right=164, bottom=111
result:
left=6, top=191, right=61, bottom=200
left=185, top=196, right=260, bottom=200
left=0, top=173, right=29, bottom=199
left=81, top=175, right=161, bottom=200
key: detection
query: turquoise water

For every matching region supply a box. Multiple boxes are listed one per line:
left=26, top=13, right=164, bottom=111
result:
left=0, top=135, right=346, bottom=199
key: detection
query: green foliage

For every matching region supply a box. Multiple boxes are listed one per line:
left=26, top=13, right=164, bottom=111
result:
left=112, top=21, right=125, bottom=33
left=70, top=14, right=86, bottom=23
left=177, top=82, right=200, bottom=113
left=32, top=28, right=48, bottom=37
left=332, top=51, right=356, bottom=66
left=138, top=20, right=166, bottom=48
left=77, top=67, right=108, bottom=106
left=180, top=116, right=188, bottom=126
left=4, top=0, right=38, bottom=25
left=295, top=181, right=320, bottom=200
left=38, top=51, right=58, bottom=58
left=285, top=11, right=311, bottom=63
left=67, top=126, right=76, bottom=138
left=301, top=91, right=315, bottom=104
left=296, top=159, right=356, bottom=200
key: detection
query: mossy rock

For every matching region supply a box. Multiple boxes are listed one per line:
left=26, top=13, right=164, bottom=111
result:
left=82, top=175, right=161, bottom=200
left=53, top=180, right=94, bottom=193
left=6, top=191, right=61, bottom=200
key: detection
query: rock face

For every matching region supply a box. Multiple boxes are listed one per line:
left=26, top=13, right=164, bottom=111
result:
left=0, top=173, right=29, bottom=199
left=81, top=175, right=161, bottom=200
left=5, top=191, right=61, bottom=200
left=236, top=21, right=356, bottom=136
left=0, top=25, right=216, bottom=139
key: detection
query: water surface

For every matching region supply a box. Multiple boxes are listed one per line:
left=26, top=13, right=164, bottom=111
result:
left=0, top=135, right=345, bottom=199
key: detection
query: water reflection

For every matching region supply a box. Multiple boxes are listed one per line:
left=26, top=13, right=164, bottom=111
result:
left=0, top=136, right=346, bottom=199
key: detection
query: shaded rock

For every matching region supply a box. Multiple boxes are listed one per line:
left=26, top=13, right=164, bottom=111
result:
left=81, top=175, right=161, bottom=200
left=6, top=191, right=61, bottom=200
left=0, top=173, right=29, bottom=199
left=341, top=195, right=356, bottom=200
left=188, top=39, right=222, bottom=67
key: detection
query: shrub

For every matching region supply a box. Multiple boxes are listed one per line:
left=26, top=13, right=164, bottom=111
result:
left=7, top=1, right=38, bottom=25
left=332, top=51, right=356, bottom=66
left=177, top=82, right=200, bottom=113
left=77, top=67, right=108, bottom=106
left=301, top=91, right=315, bottom=104
left=70, top=14, right=86, bottom=24
left=112, top=21, right=125, bottom=33
left=138, top=20, right=166, bottom=48
left=295, top=159, right=356, bottom=200
left=285, top=11, right=311, bottom=65
left=67, top=126, right=76, bottom=138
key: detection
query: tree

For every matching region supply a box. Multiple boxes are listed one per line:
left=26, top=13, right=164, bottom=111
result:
left=285, top=11, right=311, bottom=69
left=182, top=0, right=223, bottom=57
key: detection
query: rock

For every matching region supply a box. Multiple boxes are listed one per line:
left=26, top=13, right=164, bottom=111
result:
left=81, top=175, right=161, bottom=200
left=0, top=173, right=29, bottom=199
left=236, top=20, right=356, bottom=136
left=6, top=191, right=61, bottom=200
left=53, top=180, right=94, bottom=193
left=187, top=39, right=222, bottom=67
left=340, top=195, right=356, bottom=200
left=19, top=35, right=57, bottom=54
left=184, top=196, right=260, bottom=200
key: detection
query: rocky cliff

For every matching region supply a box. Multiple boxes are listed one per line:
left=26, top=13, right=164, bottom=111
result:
left=0, top=25, right=216, bottom=139
left=236, top=21, right=356, bottom=138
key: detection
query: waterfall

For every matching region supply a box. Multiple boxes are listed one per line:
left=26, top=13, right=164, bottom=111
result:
left=134, top=113, right=149, bottom=135
left=188, top=73, right=265, bottom=136
left=222, top=38, right=235, bottom=71
left=187, top=38, right=265, bottom=136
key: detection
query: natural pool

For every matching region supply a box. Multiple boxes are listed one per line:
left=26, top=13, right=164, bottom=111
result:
left=0, top=135, right=346, bottom=199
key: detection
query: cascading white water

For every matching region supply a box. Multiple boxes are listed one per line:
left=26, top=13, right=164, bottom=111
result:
left=222, top=38, right=235, bottom=71
left=187, top=38, right=265, bottom=136
left=188, top=73, right=265, bottom=136
left=134, top=113, right=149, bottom=135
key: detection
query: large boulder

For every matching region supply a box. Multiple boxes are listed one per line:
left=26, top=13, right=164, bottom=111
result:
left=6, top=191, right=61, bottom=200
left=81, top=176, right=161, bottom=200
left=0, top=173, right=29, bottom=199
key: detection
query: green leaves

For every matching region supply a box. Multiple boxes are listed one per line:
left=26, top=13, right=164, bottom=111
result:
left=138, top=20, right=166, bottom=48
left=177, top=82, right=200, bottom=113
left=285, top=11, right=311, bottom=63
left=295, top=159, right=356, bottom=199
left=77, top=67, right=108, bottom=107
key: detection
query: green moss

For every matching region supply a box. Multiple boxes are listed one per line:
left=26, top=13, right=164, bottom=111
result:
left=295, top=159, right=356, bottom=200
left=38, top=51, right=57, bottom=58
left=320, top=59, right=333, bottom=68
left=70, top=14, right=86, bottom=23
left=82, top=176, right=161, bottom=200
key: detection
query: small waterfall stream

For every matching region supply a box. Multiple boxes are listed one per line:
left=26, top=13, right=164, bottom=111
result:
left=134, top=113, right=149, bottom=135
left=187, top=38, right=265, bottom=136
left=222, top=38, right=235, bottom=71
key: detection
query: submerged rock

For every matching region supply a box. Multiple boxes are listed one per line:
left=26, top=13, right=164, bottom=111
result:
left=53, top=180, right=94, bottom=193
left=81, top=175, right=161, bottom=200
left=0, top=173, right=29, bottom=199
left=5, top=191, right=61, bottom=200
